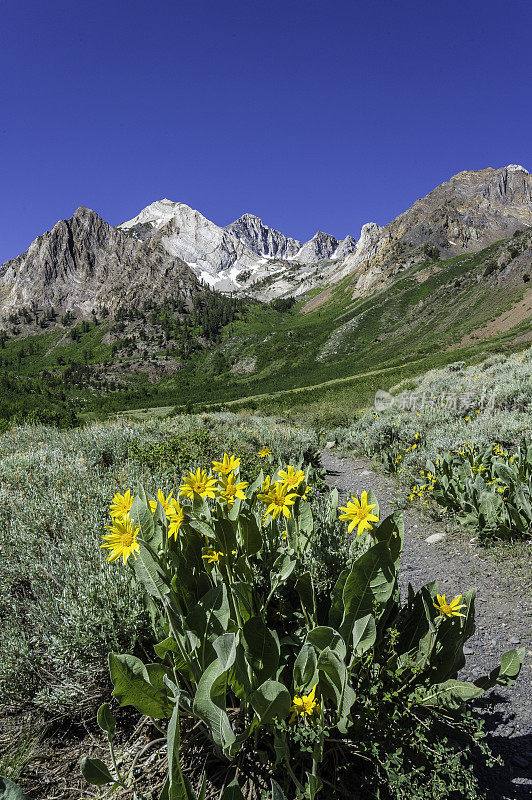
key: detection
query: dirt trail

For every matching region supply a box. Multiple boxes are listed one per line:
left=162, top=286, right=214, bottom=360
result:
left=321, top=449, right=532, bottom=800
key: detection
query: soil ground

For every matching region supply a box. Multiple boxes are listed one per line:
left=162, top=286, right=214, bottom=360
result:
left=320, top=449, right=532, bottom=800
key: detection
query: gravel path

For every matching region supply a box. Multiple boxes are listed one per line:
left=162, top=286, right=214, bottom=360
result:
left=321, top=449, right=532, bottom=800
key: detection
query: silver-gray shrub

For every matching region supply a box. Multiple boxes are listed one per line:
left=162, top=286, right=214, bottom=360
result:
left=334, top=347, right=532, bottom=481
left=0, top=413, right=317, bottom=714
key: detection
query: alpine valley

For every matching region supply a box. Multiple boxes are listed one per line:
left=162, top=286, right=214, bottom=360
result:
left=0, top=164, right=531, bottom=425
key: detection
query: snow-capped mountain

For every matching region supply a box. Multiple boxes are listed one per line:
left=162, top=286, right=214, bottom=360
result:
left=119, top=199, right=356, bottom=294
left=1, top=163, right=531, bottom=316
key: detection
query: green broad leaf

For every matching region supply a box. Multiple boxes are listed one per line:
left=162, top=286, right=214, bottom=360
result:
left=0, top=778, right=29, bottom=800
left=274, top=553, right=297, bottom=582
left=243, top=616, right=280, bottom=681
left=507, top=503, right=528, bottom=533
left=306, top=773, right=323, bottom=800
left=295, top=571, right=316, bottom=625
left=247, top=469, right=264, bottom=497
left=328, top=569, right=350, bottom=631
left=129, top=496, right=155, bottom=541
left=214, top=518, right=237, bottom=554
left=317, top=646, right=355, bottom=729
left=192, top=492, right=211, bottom=519
left=474, top=648, right=525, bottom=690
left=328, top=488, right=339, bottom=523
left=494, top=462, right=520, bottom=488
left=109, top=653, right=173, bottom=719
left=273, top=736, right=289, bottom=769
left=317, top=647, right=344, bottom=698
left=154, top=636, right=182, bottom=660
left=132, top=542, right=170, bottom=599
left=270, top=554, right=296, bottom=593
left=229, top=641, right=253, bottom=700
left=372, top=511, right=404, bottom=566
left=166, top=702, right=201, bottom=800
left=193, top=634, right=237, bottom=752
left=151, top=501, right=167, bottom=550
left=306, top=626, right=346, bottom=659
left=250, top=679, right=291, bottom=725
left=146, top=662, right=174, bottom=691
left=166, top=703, right=185, bottom=799
left=80, top=757, right=115, bottom=786
left=231, top=581, right=255, bottom=622
left=220, top=779, right=246, bottom=800
left=239, top=513, right=262, bottom=556
left=339, top=542, right=395, bottom=646
left=213, top=633, right=239, bottom=670
left=293, top=643, right=318, bottom=690
left=185, top=584, right=231, bottom=645
left=396, top=583, right=436, bottom=665
left=96, top=702, right=116, bottom=739
left=417, top=679, right=484, bottom=710
left=136, top=484, right=148, bottom=504
left=187, top=518, right=215, bottom=540
left=298, top=500, right=314, bottom=535
left=352, top=613, right=376, bottom=657
left=228, top=497, right=242, bottom=521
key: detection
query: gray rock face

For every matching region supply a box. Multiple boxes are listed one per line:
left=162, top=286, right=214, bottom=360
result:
left=0, top=206, right=199, bottom=315
left=325, top=164, right=532, bottom=294
left=297, top=231, right=339, bottom=263
left=225, top=213, right=301, bottom=259
left=120, top=200, right=351, bottom=293
left=120, top=200, right=261, bottom=286
left=2, top=163, right=531, bottom=314
left=392, top=164, right=532, bottom=251
left=333, top=235, right=357, bottom=260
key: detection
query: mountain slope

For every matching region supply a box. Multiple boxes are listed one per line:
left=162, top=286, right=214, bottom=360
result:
left=0, top=225, right=529, bottom=425
left=327, top=164, right=532, bottom=297
left=0, top=206, right=200, bottom=315
left=119, top=199, right=353, bottom=294
left=1, top=163, right=530, bottom=315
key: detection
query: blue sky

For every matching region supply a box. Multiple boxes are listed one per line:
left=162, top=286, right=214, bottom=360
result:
left=0, top=0, right=530, bottom=263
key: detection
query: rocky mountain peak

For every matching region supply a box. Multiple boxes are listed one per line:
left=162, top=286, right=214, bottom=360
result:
left=225, top=213, right=301, bottom=259
left=505, top=164, right=529, bottom=174
left=0, top=207, right=199, bottom=316
left=297, top=231, right=339, bottom=263
left=333, top=235, right=357, bottom=260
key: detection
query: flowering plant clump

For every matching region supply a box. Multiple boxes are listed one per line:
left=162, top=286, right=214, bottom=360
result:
left=82, top=452, right=524, bottom=800
left=412, top=438, right=532, bottom=539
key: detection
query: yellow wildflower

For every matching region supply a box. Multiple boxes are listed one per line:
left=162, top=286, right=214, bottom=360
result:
left=212, top=453, right=240, bottom=475
left=202, top=547, right=224, bottom=564
left=101, top=515, right=140, bottom=564
left=258, top=446, right=272, bottom=458
left=179, top=468, right=218, bottom=499
left=149, top=489, right=175, bottom=515
left=290, top=683, right=320, bottom=723
left=168, top=499, right=185, bottom=540
left=338, top=491, right=379, bottom=536
left=109, top=490, right=134, bottom=520
left=218, top=472, right=248, bottom=507
left=277, top=465, right=305, bottom=490
left=259, top=482, right=298, bottom=519
left=433, top=593, right=466, bottom=619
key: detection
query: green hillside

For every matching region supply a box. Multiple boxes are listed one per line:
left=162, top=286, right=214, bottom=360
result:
left=0, top=230, right=530, bottom=426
